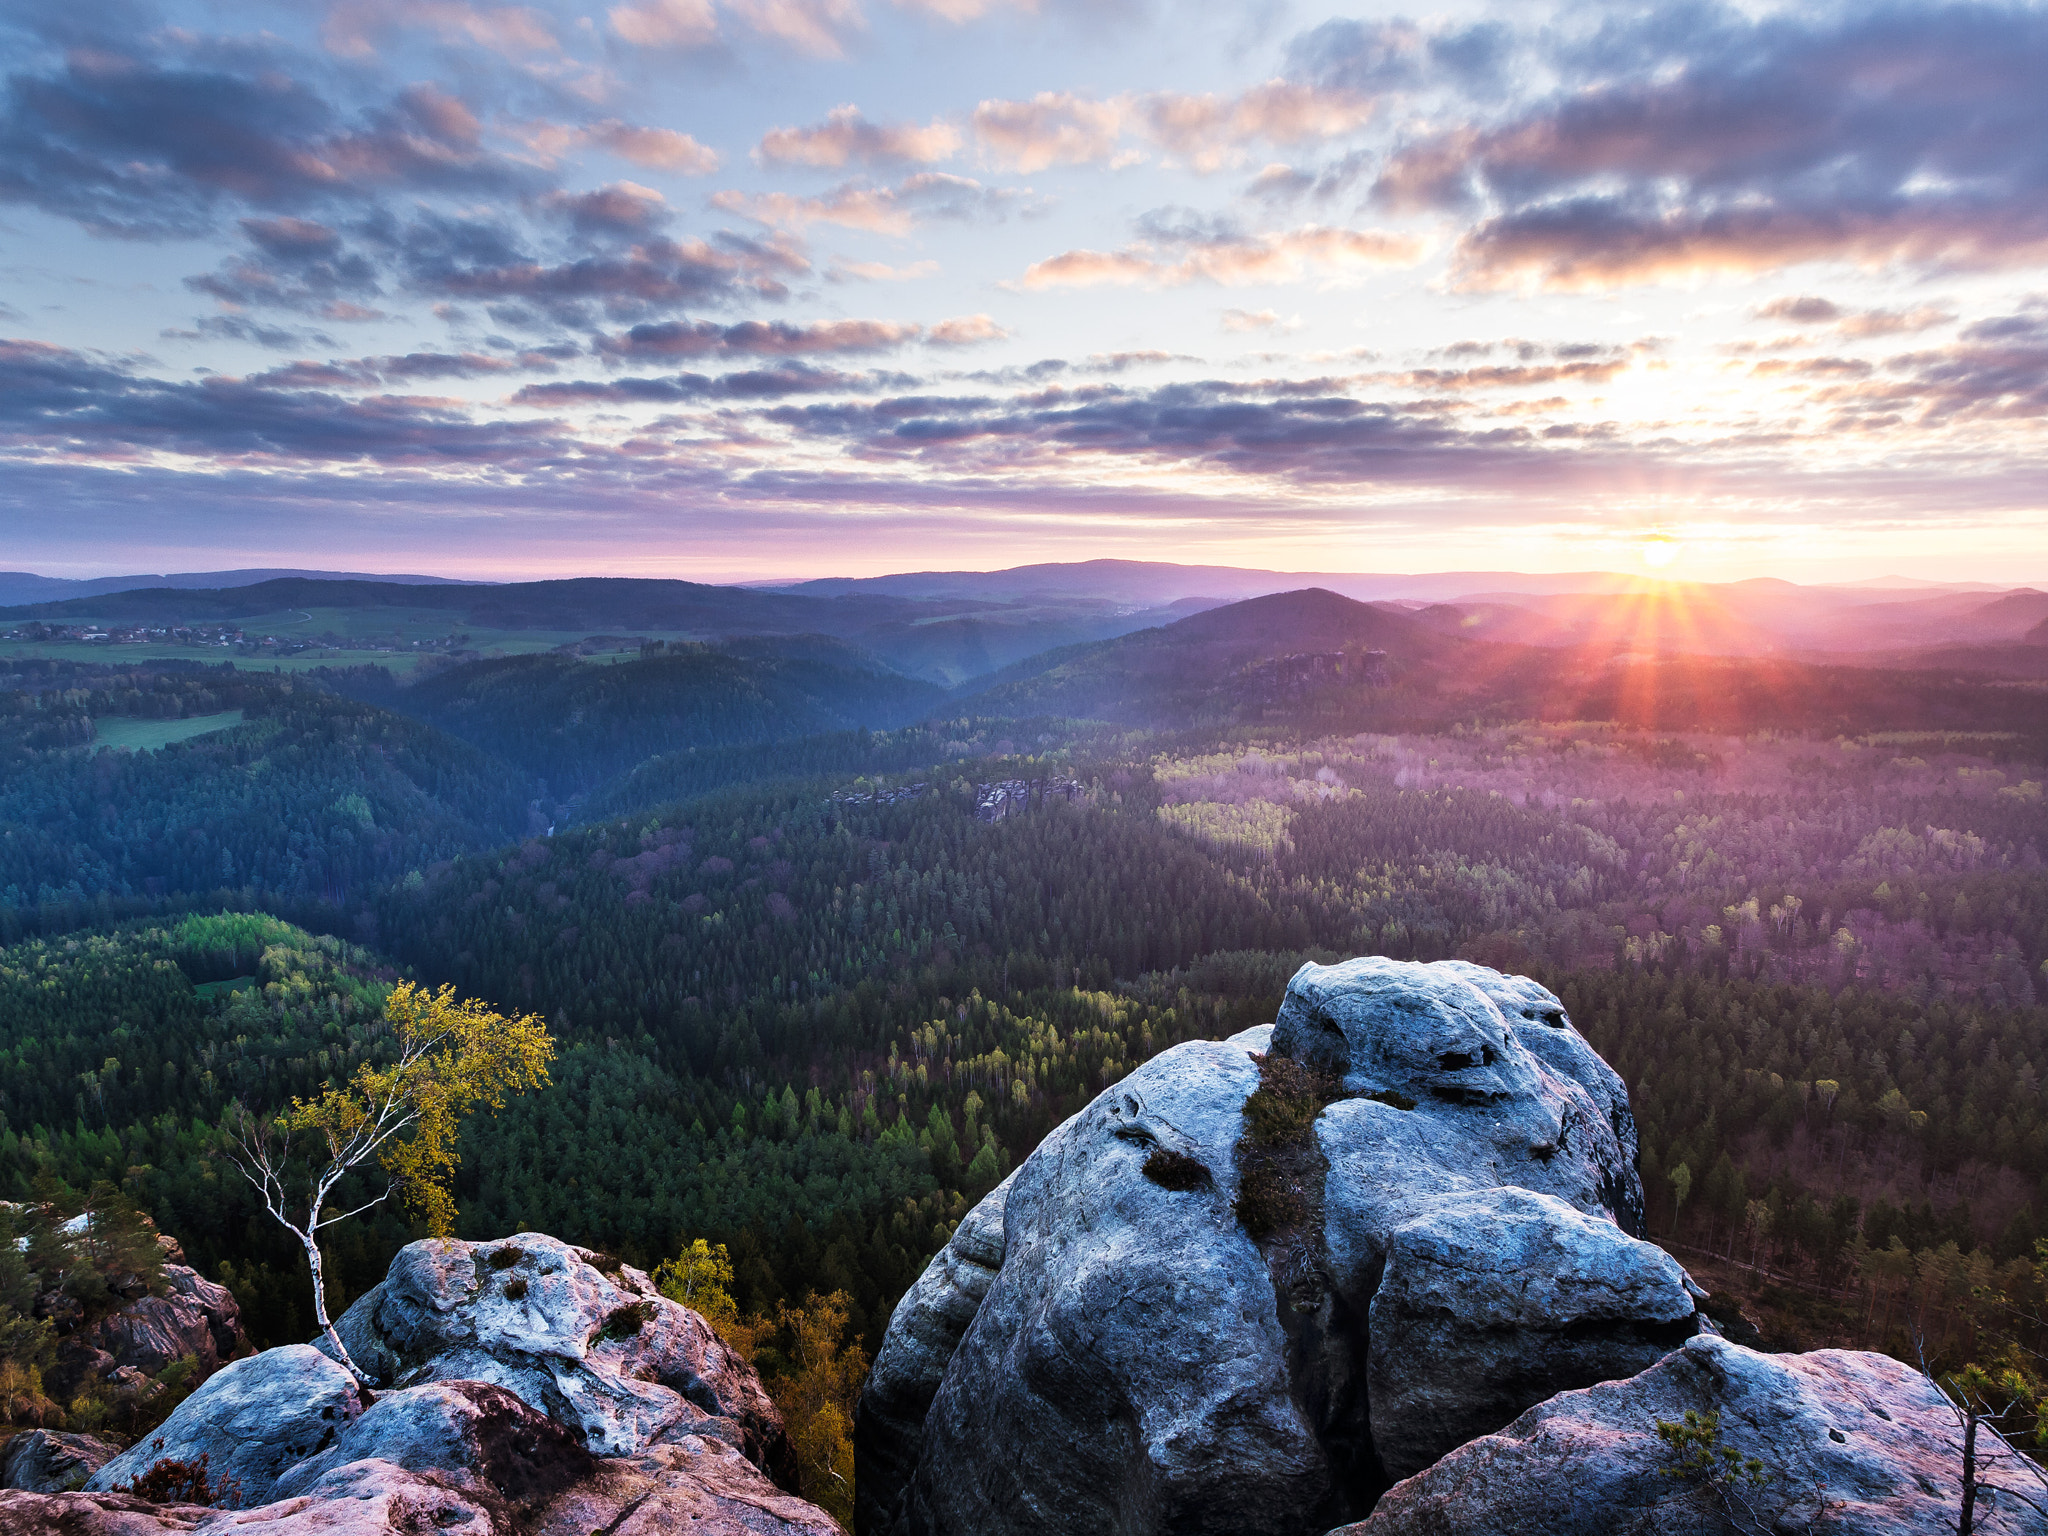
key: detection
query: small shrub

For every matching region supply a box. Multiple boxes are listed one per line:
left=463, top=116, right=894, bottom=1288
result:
left=487, top=1246, right=525, bottom=1270
left=503, top=1277, right=528, bottom=1300
left=585, top=1252, right=623, bottom=1273
left=1234, top=1163, right=1305, bottom=1240
left=1241, top=1055, right=1338, bottom=1144
left=1142, top=1148, right=1212, bottom=1191
left=121, top=1446, right=241, bottom=1507
left=598, top=1300, right=657, bottom=1341
left=1234, top=1053, right=1338, bottom=1242
left=1362, top=1088, right=1415, bottom=1111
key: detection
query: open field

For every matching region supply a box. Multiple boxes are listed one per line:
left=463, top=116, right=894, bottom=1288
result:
left=91, top=710, right=245, bottom=752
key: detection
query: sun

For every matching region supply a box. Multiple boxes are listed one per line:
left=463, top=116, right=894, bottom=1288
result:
left=1640, top=534, right=1681, bottom=570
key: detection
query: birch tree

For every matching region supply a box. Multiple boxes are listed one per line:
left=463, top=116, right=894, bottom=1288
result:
left=226, top=981, right=553, bottom=1378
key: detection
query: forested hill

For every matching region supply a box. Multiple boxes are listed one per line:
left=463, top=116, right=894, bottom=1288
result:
left=327, top=646, right=945, bottom=795
left=961, top=588, right=2048, bottom=739
left=0, top=666, right=532, bottom=929
left=0, top=575, right=923, bottom=634
left=958, top=588, right=1459, bottom=724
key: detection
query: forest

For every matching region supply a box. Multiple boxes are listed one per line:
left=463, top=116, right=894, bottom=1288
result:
left=2, top=585, right=2046, bottom=1490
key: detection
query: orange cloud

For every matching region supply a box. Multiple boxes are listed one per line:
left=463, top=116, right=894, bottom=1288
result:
left=1021, top=226, right=1423, bottom=289
left=608, top=0, right=717, bottom=48
left=927, top=313, right=1010, bottom=346
left=972, top=93, right=1124, bottom=172
left=758, top=106, right=962, bottom=168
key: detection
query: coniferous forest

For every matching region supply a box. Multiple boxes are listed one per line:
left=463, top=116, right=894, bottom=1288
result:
left=3, top=585, right=2047, bottom=1489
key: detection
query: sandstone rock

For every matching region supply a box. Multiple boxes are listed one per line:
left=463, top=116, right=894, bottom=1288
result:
left=854, top=1172, right=1014, bottom=1535
left=901, top=1039, right=1331, bottom=1536
left=1435, top=961, right=1643, bottom=1230
left=1365, top=1187, right=1698, bottom=1481
left=86, top=1267, right=245, bottom=1379
left=2, top=1439, right=842, bottom=1536
left=314, top=1233, right=785, bottom=1471
left=87, top=1344, right=366, bottom=1505
left=2, top=1429, right=125, bottom=1492
left=0, top=1462, right=495, bottom=1535
left=269, top=1380, right=596, bottom=1508
left=532, top=1436, right=845, bottom=1536
left=1341, top=1332, right=2047, bottom=1536
left=865, top=957, right=1698, bottom=1536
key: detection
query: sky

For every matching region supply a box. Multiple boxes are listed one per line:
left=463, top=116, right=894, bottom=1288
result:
left=2, top=0, right=2046, bottom=585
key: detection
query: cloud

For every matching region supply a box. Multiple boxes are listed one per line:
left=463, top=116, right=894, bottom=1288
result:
left=244, top=352, right=537, bottom=389
left=591, top=124, right=721, bottom=174
left=184, top=217, right=386, bottom=316
left=832, top=259, right=942, bottom=282
left=1377, top=4, right=2048, bottom=290
left=546, top=181, right=671, bottom=236
left=1136, top=80, right=1374, bottom=172
left=1286, top=16, right=1512, bottom=97
left=1020, top=224, right=1422, bottom=289
left=322, top=0, right=561, bottom=59
left=757, top=106, right=963, bottom=168
left=1755, top=296, right=1956, bottom=339
left=712, top=172, right=1018, bottom=234
left=926, top=314, right=1009, bottom=347
left=0, top=338, right=570, bottom=466
left=972, top=92, right=1125, bottom=172
left=514, top=360, right=916, bottom=403
left=970, top=81, right=1373, bottom=174
left=607, top=0, right=718, bottom=48
left=0, top=45, right=543, bottom=239
left=399, top=219, right=811, bottom=324
left=1221, top=308, right=1289, bottom=333
left=725, top=0, right=864, bottom=56
left=593, top=317, right=922, bottom=359
left=890, top=0, right=1032, bottom=21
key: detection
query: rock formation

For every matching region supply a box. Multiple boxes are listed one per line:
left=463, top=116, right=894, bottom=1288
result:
left=39, top=1248, right=247, bottom=1405
left=313, top=1231, right=786, bottom=1471
left=859, top=957, right=1694, bottom=1536
left=1343, top=1333, right=2044, bottom=1535
left=8, top=1233, right=836, bottom=1536
left=0, top=1429, right=124, bottom=1493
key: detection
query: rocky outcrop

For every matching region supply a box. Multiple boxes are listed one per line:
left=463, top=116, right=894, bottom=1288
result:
left=315, top=1232, right=786, bottom=1471
left=87, top=1344, right=368, bottom=1505
left=19, top=1232, right=838, bottom=1536
left=83, top=1267, right=245, bottom=1382
left=854, top=1174, right=1014, bottom=1535
left=43, top=1264, right=247, bottom=1404
left=860, top=956, right=1697, bottom=1536
left=1365, top=1188, right=1697, bottom=1481
left=1, top=1429, right=124, bottom=1492
left=1342, top=1332, right=2046, bottom=1535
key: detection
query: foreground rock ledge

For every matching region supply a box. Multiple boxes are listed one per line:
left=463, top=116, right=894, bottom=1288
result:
left=1343, top=1334, right=2046, bottom=1536
left=7, top=1233, right=838, bottom=1535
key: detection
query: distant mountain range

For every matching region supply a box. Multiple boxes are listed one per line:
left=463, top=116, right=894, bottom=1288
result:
left=3, top=561, right=2042, bottom=684
left=0, top=568, right=484, bottom=605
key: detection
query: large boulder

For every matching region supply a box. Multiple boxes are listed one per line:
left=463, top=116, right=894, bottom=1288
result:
left=854, top=1173, right=1014, bottom=1535
left=315, top=1233, right=786, bottom=1471
left=1342, top=1332, right=2045, bottom=1536
left=2, top=1429, right=124, bottom=1492
left=860, top=956, right=1699, bottom=1536
left=1365, top=1188, right=1697, bottom=1481
left=87, top=1344, right=367, bottom=1505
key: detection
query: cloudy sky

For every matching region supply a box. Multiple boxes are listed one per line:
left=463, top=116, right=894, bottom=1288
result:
left=3, top=0, right=2045, bottom=582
